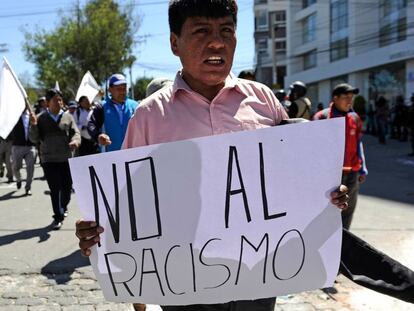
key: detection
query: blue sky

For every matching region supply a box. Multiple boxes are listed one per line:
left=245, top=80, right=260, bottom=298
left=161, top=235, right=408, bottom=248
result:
left=0, top=0, right=255, bottom=86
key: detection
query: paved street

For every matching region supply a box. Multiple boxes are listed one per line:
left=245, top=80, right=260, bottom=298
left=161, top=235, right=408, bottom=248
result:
left=0, top=134, right=413, bottom=311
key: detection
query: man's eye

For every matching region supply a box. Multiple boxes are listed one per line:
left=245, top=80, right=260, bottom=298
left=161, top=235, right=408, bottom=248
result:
left=194, top=28, right=208, bottom=34
left=222, top=27, right=234, bottom=33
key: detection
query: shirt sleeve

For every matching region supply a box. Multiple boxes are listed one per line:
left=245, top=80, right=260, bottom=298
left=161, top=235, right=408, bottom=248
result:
left=121, top=108, right=148, bottom=149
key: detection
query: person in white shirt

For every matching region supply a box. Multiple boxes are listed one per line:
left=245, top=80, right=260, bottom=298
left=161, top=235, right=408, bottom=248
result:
left=74, top=96, right=99, bottom=156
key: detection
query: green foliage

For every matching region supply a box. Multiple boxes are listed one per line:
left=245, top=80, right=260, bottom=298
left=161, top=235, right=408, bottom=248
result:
left=133, top=77, right=153, bottom=100
left=23, top=0, right=139, bottom=99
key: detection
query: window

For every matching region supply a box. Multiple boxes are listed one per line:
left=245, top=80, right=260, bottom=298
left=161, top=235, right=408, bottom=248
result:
left=258, top=38, right=268, bottom=51
left=303, top=14, right=316, bottom=44
left=255, top=11, right=268, bottom=30
left=330, top=0, right=348, bottom=34
left=275, top=41, right=286, bottom=51
left=379, top=0, right=407, bottom=47
left=303, top=50, right=317, bottom=69
left=303, top=0, right=317, bottom=9
left=330, top=38, right=348, bottom=62
left=330, top=0, right=348, bottom=62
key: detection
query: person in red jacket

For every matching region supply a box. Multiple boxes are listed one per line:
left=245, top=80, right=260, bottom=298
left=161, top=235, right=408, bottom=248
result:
left=313, top=83, right=368, bottom=229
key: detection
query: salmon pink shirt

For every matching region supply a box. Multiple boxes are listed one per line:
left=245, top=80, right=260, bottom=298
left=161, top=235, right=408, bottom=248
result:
left=122, top=72, right=288, bottom=148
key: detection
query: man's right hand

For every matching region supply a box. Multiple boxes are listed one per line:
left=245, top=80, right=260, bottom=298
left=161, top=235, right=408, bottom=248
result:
left=98, top=133, right=112, bottom=146
left=29, top=112, right=37, bottom=125
left=75, top=220, right=104, bottom=257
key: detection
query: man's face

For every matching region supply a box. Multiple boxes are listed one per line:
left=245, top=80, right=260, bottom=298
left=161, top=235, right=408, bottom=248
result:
left=48, top=95, right=63, bottom=113
left=109, top=84, right=127, bottom=103
left=170, top=16, right=237, bottom=94
left=333, top=93, right=354, bottom=112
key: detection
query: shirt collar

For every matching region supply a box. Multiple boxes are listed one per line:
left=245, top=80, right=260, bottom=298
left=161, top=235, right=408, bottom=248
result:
left=171, top=71, right=242, bottom=102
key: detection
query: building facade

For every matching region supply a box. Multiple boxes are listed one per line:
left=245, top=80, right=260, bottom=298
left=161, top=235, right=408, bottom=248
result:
left=254, top=0, right=414, bottom=110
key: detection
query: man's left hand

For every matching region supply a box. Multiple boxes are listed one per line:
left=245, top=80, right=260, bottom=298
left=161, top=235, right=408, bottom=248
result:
left=330, top=184, right=349, bottom=210
left=358, top=174, right=366, bottom=183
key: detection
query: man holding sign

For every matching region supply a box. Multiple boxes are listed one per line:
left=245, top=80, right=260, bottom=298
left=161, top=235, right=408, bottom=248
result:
left=75, top=1, right=348, bottom=310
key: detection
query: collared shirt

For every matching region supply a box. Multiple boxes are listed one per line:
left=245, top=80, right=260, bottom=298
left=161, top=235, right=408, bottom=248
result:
left=47, top=109, right=64, bottom=123
left=123, top=72, right=287, bottom=148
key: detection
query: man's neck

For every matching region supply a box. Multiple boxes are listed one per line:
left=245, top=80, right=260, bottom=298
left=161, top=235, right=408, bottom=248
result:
left=48, top=108, right=61, bottom=116
left=181, top=74, right=225, bottom=102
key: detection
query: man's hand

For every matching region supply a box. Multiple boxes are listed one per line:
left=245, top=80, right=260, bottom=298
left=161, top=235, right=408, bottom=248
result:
left=98, top=134, right=112, bottom=146
left=75, top=220, right=104, bottom=257
left=69, top=141, right=79, bottom=151
left=330, top=184, right=349, bottom=210
left=29, top=112, right=37, bottom=125
left=359, top=174, right=366, bottom=183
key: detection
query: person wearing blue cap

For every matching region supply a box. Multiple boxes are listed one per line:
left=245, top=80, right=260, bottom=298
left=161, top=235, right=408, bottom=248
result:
left=87, top=73, right=139, bottom=152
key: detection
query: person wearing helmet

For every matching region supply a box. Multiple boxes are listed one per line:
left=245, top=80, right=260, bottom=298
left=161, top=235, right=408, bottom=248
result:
left=274, top=89, right=289, bottom=112
left=287, top=81, right=312, bottom=120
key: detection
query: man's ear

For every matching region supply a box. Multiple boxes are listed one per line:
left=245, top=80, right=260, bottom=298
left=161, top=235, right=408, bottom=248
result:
left=170, top=32, right=179, bottom=56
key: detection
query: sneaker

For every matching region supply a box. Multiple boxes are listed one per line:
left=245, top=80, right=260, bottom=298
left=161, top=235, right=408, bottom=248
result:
left=63, top=210, right=69, bottom=217
left=25, top=189, right=32, bottom=196
left=0, top=168, right=4, bottom=178
left=16, top=181, right=22, bottom=189
left=53, top=221, right=63, bottom=230
left=7, top=177, right=13, bottom=184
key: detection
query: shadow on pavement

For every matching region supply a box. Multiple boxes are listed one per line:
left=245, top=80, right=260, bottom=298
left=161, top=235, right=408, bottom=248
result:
left=0, top=190, right=27, bottom=201
left=41, top=250, right=90, bottom=284
left=0, top=223, right=53, bottom=245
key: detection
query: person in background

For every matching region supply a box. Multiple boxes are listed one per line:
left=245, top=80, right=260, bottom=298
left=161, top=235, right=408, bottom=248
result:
left=76, top=1, right=349, bottom=310
left=9, top=108, right=37, bottom=195
left=145, top=78, right=173, bottom=97
left=409, top=93, right=414, bottom=156
left=287, top=81, right=312, bottom=120
left=237, top=69, right=255, bottom=81
left=29, top=88, right=81, bottom=230
left=67, top=100, right=78, bottom=116
left=375, top=96, right=389, bottom=144
left=73, top=96, right=99, bottom=156
left=274, top=89, right=289, bottom=112
left=313, top=83, right=368, bottom=230
left=87, top=74, right=139, bottom=152
left=0, top=134, right=13, bottom=183
left=34, top=96, right=48, bottom=114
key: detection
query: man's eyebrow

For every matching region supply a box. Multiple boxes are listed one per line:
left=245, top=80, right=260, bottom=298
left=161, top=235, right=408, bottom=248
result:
left=190, top=21, right=235, bottom=27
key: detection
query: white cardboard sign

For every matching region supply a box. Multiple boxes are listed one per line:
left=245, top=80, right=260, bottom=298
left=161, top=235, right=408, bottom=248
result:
left=69, top=118, right=345, bottom=305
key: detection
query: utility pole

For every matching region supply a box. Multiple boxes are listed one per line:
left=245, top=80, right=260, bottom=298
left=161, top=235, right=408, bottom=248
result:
left=269, top=11, right=277, bottom=88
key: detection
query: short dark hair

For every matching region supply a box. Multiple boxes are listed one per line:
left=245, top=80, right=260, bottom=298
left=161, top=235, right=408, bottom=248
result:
left=168, top=0, right=238, bottom=36
left=45, top=88, right=63, bottom=101
left=78, top=95, right=88, bottom=103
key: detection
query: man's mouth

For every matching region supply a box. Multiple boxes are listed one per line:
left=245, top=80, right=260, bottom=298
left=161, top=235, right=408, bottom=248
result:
left=204, top=56, right=225, bottom=65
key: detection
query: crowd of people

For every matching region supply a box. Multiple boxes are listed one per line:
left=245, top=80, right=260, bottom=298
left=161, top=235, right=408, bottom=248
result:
left=1, top=1, right=413, bottom=310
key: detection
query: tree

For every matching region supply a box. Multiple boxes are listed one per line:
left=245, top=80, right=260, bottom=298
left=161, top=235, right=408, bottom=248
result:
left=133, top=77, right=153, bottom=100
left=23, top=0, right=140, bottom=98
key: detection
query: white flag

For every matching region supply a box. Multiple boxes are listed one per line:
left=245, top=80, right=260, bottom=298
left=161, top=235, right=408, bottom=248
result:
left=76, top=71, right=101, bottom=104
left=0, top=57, right=27, bottom=139
left=54, top=80, right=60, bottom=91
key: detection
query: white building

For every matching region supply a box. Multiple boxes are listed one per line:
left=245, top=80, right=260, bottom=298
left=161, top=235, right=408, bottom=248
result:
left=254, top=0, right=414, bottom=109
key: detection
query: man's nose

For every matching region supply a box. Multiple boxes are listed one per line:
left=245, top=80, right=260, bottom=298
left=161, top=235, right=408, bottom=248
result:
left=208, top=31, right=225, bottom=49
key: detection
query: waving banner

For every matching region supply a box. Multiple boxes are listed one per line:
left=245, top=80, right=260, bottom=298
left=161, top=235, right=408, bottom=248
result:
left=0, top=57, right=27, bottom=139
left=76, top=71, right=101, bottom=104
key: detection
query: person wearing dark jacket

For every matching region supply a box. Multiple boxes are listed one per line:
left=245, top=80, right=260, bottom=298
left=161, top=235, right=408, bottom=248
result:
left=9, top=108, right=37, bottom=195
left=87, top=74, right=138, bottom=152
left=29, top=89, right=81, bottom=230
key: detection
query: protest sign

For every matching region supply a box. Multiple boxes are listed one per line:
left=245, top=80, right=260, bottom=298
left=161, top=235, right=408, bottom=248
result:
left=0, top=57, right=27, bottom=139
left=69, top=118, right=345, bottom=305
